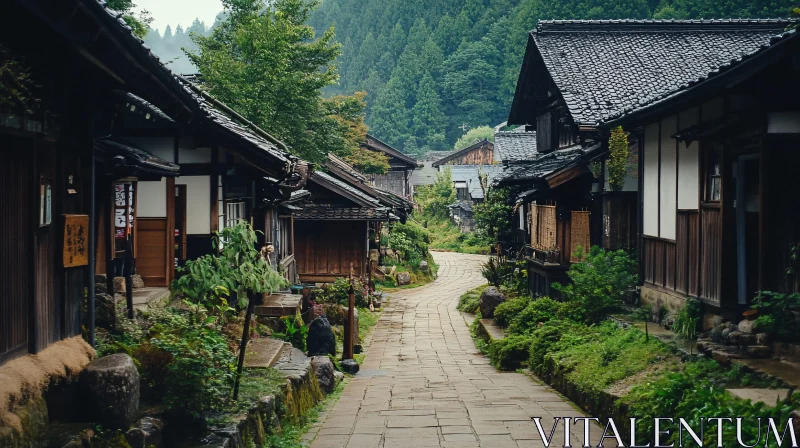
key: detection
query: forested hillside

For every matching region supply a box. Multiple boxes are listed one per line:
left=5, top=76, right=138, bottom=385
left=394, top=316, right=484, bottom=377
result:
left=143, top=16, right=221, bottom=74
left=309, top=0, right=794, bottom=156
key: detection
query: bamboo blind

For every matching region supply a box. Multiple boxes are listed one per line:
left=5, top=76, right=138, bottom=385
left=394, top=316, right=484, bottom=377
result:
left=570, top=211, right=591, bottom=262
left=530, top=204, right=557, bottom=250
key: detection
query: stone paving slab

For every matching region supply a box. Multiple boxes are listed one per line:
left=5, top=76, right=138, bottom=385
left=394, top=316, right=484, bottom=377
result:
left=306, top=252, right=610, bottom=448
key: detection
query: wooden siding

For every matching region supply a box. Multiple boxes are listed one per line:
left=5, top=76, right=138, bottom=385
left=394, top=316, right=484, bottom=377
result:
left=701, top=207, right=722, bottom=304
left=602, top=193, right=637, bottom=251
left=136, top=218, right=168, bottom=286
left=295, top=221, right=367, bottom=281
left=0, top=142, right=32, bottom=362
left=675, top=211, right=700, bottom=296
left=537, top=113, right=552, bottom=152
left=34, top=142, right=60, bottom=352
left=373, top=171, right=407, bottom=197
left=442, top=144, right=494, bottom=165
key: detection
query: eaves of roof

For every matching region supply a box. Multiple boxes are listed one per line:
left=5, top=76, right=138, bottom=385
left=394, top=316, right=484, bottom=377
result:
left=364, top=134, right=417, bottom=167
left=311, top=171, right=381, bottom=207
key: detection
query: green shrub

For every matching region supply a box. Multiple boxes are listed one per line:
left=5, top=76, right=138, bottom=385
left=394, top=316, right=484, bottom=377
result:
left=673, top=297, right=701, bottom=340
left=315, top=277, right=369, bottom=308
left=553, top=246, right=638, bottom=324
left=750, top=291, right=800, bottom=340
left=507, top=297, right=562, bottom=335
left=487, top=335, right=533, bottom=370
left=456, top=287, right=484, bottom=314
left=482, top=257, right=504, bottom=287
left=494, top=296, right=530, bottom=328
left=753, top=314, right=776, bottom=334
left=150, top=318, right=236, bottom=418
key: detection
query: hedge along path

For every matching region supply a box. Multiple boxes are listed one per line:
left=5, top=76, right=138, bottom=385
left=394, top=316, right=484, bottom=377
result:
left=307, top=252, right=612, bottom=448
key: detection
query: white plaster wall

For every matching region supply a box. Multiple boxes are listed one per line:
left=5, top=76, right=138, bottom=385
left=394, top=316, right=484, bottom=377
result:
left=178, top=176, right=211, bottom=235
left=137, top=179, right=167, bottom=218
left=643, top=123, right=660, bottom=237
left=678, top=107, right=700, bottom=210
left=659, top=115, right=677, bottom=240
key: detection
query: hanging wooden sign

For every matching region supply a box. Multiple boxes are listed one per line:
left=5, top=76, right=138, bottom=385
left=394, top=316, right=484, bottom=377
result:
left=63, top=214, right=90, bottom=268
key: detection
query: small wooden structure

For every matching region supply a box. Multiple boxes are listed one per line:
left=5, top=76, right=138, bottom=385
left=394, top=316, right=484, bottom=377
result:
left=362, top=134, right=418, bottom=199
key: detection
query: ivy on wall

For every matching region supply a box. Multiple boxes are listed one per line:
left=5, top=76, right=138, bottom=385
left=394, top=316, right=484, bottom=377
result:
left=0, top=45, right=39, bottom=113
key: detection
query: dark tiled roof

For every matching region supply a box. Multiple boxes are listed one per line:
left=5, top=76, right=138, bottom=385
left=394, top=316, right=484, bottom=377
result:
left=117, top=91, right=174, bottom=123
left=527, top=19, right=790, bottom=126
left=294, top=206, right=391, bottom=221
left=312, top=171, right=381, bottom=206
left=494, top=146, right=585, bottom=186
left=604, top=28, right=798, bottom=124
left=448, top=201, right=473, bottom=212
left=421, top=151, right=455, bottom=162
left=447, top=165, right=504, bottom=200
left=363, top=134, right=418, bottom=167
left=494, top=131, right=538, bottom=162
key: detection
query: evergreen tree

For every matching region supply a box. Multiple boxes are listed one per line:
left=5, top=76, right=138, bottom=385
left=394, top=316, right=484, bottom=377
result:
left=411, top=72, right=446, bottom=152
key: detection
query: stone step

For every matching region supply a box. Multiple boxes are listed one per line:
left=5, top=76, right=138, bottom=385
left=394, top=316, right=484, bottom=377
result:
left=244, top=338, right=287, bottom=369
left=727, top=388, right=792, bottom=406
left=253, top=293, right=302, bottom=318
left=478, top=318, right=505, bottom=342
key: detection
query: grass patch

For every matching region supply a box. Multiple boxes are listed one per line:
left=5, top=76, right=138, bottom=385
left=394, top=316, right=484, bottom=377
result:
left=266, top=378, right=347, bottom=448
left=207, top=368, right=287, bottom=426
left=457, top=284, right=489, bottom=314
left=422, top=217, right=491, bottom=254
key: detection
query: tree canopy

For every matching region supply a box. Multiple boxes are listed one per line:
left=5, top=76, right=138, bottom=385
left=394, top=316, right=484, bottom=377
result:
left=453, top=125, right=495, bottom=151
left=308, top=0, right=794, bottom=156
left=185, top=0, right=380, bottom=170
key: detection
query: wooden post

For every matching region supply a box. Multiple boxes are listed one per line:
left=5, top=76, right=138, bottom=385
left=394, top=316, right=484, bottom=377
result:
left=124, top=237, right=134, bottom=319
left=233, top=291, right=256, bottom=400
left=343, top=264, right=355, bottom=360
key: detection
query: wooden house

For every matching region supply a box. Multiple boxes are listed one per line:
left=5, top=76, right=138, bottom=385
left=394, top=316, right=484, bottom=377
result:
left=0, top=0, right=310, bottom=368
left=596, top=21, right=798, bottom=320
left=294, top=162, right=401, bottom=283
left=362, top=134, right=418, bottom=199
left=432, top=139, right=497, bottom=167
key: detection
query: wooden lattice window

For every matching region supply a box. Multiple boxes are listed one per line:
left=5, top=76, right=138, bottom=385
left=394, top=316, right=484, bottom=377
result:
left=570, top=211, right=591, bottom=262
left=530, top=204, right=557, bottom=250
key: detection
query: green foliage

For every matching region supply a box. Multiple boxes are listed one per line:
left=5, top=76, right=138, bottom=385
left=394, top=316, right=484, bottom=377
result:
left=625, top=359, right=799, bottom=447
left=473, top=187, right=512, bottom=245
left=307, top=0, right=793, bottom=155
left=607, top=126, right=629, bottom=191
left=315, top=277, right=369, bottom=308
left=673, top=297, right=701, bottom=340
left=415, top=169, right=456, bottom=220
left=388, top=220, right=431, bottom=266
left=0, top=45, right=39, bottom=113
left=453, top=126, right=495, bottom=151
left=481, top=257, right=504, bottom=287
left=457, top=285, right=489, bottom=314
left=753, top=315, right=777, bottom=334
left=187, top=0, right=367, bottom=165
left=173, top=221, right=286, bottom=309
left=507, top=297, right=564, bottom=335
left=493, top=296, right=531, bottom=328
left=750, top=290, right=800, bottom=340
left=106, top=0, right=152, bottom=38
left=552, top=246, right=638, bottom=324
left=276, top=313, right=308, bottom=351
left=150, top=318, right=236, bottom=418
left=487, top=335, right=533, bottom=370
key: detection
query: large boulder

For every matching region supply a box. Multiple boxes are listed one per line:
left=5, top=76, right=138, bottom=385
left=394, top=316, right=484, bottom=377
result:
left=132, top=274, right=146, bottom=290
left=311, top=356, right=335, bottom=394
left=79, top=354, right=140, bottom=429
left=113, top=277, right=126, bottom=294
left=419, top=261, right=429, bottom=272
left=479, top=287, right=506, bottom=318
left=396, top=272, right=411, bottom=286
left=738, top=319, right=755, bottom=334
left=306, top=316, right=336, bottom=356
left=125, top=417, right=163, bottom=448
left=341, top=359, right=360, bottom=374
left=95, top=293, right=123, bottom=331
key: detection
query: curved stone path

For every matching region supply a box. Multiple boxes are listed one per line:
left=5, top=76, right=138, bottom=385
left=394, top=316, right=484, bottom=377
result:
left=306, top=252, right=598, bottom=448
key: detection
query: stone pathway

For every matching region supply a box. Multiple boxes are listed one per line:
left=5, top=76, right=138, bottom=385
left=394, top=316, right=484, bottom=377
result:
left=306, top=252, right=602, bottom=448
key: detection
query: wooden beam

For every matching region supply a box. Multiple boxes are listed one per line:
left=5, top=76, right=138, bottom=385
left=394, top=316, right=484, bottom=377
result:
left=166, top=177, right=176, bottom=283
left=546, top=165, right=588, bottom=189
left=210, top=147, right=219, bottom=233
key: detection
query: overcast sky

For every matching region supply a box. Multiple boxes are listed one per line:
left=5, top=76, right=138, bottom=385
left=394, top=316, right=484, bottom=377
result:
left=136, top=0, right=223, bottom=32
